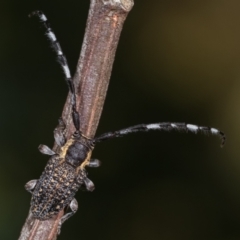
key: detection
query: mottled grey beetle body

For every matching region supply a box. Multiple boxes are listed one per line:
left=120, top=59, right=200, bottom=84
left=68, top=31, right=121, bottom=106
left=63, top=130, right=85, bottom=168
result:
left=30, top=154, right=86, bottom=220
left=26, top=135, right=97, bottom=223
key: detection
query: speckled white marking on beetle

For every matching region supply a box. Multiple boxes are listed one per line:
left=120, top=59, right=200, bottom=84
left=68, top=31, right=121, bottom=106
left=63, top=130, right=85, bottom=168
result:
left=119, top=129, right=130, bottom=135
left=62, top=65, right=71, bottom=78
left=39, top=14, right=47, bottom=22
left=210, top=128, right=219, bottom=134
left=171, top=124, right=177, bottom=128
left=186, top=124, right=198, bottom=132
left=147, top=124, right=161, bottom=129
left=47, top=31, right=56, bottom=41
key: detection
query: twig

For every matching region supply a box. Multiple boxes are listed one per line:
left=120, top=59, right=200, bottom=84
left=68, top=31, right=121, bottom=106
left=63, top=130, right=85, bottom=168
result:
left=18, top=0, right=134, bottom=239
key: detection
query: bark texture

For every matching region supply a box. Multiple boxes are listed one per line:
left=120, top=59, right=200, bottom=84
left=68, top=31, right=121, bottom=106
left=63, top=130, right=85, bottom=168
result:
left=18, top=0, right=134, bottom=239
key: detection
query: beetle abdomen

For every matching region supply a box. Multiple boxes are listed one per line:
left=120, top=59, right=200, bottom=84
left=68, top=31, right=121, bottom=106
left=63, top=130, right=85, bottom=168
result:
left=30, top=156, right=84, bottom=220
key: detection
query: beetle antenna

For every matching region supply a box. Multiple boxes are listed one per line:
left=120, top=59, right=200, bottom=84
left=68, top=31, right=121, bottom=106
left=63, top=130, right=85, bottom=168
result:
left=29, top=10, right=80, bottom=131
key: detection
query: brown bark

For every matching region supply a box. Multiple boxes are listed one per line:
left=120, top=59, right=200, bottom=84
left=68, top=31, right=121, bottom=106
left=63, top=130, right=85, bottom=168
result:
left=18, top=0, right=134, bottom=239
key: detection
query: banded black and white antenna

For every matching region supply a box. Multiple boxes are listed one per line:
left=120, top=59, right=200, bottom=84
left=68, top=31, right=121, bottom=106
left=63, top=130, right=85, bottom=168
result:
left=94, top=122, right=226, bottom=147
left=29, top=11, right=80, bottom=132
left=29, top=10, right=226, bottom=147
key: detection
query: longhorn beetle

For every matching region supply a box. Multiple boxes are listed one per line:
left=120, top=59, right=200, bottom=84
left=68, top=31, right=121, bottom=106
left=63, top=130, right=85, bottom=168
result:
left=25, top=11, right=226, bottom=232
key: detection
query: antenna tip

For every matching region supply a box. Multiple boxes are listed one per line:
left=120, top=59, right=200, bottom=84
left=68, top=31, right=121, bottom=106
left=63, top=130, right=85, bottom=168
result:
left=220, top=132, right=226, bottom=148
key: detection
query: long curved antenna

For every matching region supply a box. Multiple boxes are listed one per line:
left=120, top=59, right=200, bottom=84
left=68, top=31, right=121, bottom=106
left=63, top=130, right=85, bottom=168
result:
left=94, top=122, right=226, bottom=147
left=29, top=10, right=80, bottom=131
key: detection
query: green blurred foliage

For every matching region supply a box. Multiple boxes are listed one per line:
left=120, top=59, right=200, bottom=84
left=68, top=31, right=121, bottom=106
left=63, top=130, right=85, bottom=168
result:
left=0, top=0, right=239, bottom=239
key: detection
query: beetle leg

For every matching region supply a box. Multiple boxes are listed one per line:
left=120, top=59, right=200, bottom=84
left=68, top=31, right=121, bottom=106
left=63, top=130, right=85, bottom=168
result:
left=83, top=177, right=95, bottom=191
left=87, top=159, right=101, bottom=168
left=25, top=179, right=38, bottom=193
left=58, top=198, right=78, bottom=235
left=54, top=118, right=66, bottom=147
left=38, top=144, right=56, bottom=155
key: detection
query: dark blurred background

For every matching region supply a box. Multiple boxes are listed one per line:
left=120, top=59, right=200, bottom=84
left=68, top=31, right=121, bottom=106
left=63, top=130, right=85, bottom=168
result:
left=0, top=0, right=239, bottom=239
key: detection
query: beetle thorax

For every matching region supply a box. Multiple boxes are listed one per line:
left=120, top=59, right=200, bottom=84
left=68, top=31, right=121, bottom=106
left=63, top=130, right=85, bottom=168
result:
left=59, top=138, right=92, bottom=168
